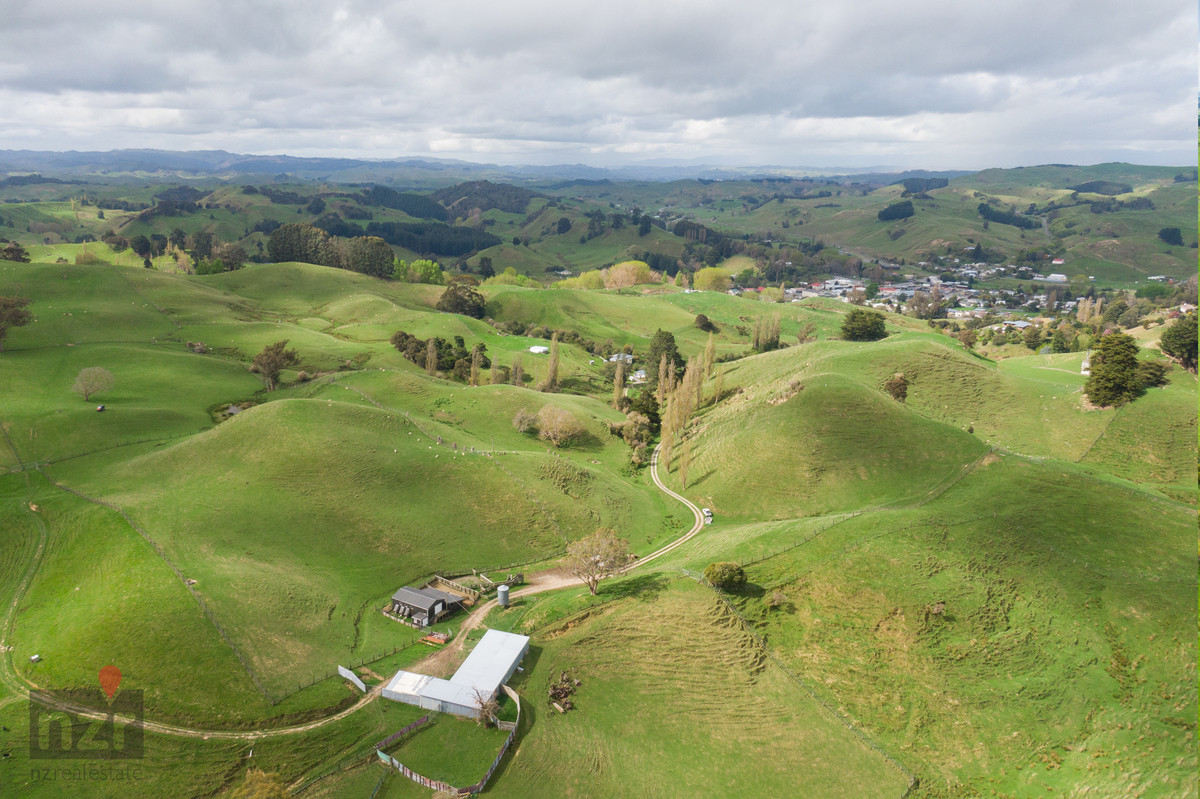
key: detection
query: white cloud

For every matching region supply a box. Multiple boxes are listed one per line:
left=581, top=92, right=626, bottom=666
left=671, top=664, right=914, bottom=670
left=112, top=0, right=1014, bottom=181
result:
left=0, top=0, right=1193, bottom=167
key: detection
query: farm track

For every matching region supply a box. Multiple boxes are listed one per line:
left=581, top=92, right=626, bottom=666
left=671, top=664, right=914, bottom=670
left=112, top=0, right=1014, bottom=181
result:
left=0, top=439, right=706, bottom=740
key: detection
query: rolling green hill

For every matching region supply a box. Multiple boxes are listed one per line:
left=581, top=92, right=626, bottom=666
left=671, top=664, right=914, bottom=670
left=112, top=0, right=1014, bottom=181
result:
left=0, top=251, right=1193, bottom=798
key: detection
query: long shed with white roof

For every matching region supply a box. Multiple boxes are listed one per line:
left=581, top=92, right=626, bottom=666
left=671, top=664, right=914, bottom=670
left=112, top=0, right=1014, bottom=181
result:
left=382, top=629, right=530, bottom=718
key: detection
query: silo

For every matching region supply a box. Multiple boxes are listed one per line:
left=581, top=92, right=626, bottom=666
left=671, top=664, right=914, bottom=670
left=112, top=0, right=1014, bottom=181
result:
left=497, top=584, right=510, bottom=607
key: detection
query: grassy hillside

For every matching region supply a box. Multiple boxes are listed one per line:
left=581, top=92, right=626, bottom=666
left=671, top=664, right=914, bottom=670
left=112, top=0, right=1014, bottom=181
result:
left=738, top=456, right=1197, bottom=797
left=0, top=251, right=1193, bottom=797
left=487, top=577, right=909, bottom=798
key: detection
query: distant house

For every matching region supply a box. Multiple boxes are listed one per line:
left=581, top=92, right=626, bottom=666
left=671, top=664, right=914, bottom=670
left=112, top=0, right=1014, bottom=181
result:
left=528, top=345, right=550, bottom=354
left=388, top=587, right=464, bottom=628
left=608, top=353, right=634, bottom=364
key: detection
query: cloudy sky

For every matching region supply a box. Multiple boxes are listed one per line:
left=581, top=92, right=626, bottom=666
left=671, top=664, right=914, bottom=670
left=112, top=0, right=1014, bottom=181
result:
left=0, top=1, right=1194, bottom=169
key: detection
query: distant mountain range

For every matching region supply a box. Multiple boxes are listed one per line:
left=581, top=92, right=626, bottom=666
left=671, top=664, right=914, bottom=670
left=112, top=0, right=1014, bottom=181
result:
left=0, top=148, right=973, bottom=187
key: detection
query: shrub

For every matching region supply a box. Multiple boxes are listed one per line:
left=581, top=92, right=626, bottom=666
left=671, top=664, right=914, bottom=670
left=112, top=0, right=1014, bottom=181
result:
left=512, top=408, right=538, bottom=434
left=704, top=562, right=746, bottom=590
left=536, top=405, right=584, bottom=447
left=840, top=308, right=887, bottom=341
left=883, top=373, right=909, bottom=402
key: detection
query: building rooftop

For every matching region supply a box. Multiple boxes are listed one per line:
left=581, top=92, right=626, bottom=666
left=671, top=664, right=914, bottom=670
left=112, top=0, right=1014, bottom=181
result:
left=451, top=629, right=529, bottom=695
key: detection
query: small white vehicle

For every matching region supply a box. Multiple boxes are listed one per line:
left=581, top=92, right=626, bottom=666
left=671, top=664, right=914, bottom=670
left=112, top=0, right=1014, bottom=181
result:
left=701, top=508, right=713, bottom=524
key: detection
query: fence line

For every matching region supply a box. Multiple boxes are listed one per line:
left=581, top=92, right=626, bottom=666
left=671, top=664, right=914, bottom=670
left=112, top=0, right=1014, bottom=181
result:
left=39, top=474, right=277, bottom=703
left=681, top=569, right=919, bottom=798
left=375, top=688, right=522, bottom=796
left=376, top=715, right=433, bottom=750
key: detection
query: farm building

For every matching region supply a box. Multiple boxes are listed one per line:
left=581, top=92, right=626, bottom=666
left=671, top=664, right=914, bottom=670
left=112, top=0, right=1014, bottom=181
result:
left=383, top=629, right=530, bottom=718
left=388, top=586, right=464, bottom=627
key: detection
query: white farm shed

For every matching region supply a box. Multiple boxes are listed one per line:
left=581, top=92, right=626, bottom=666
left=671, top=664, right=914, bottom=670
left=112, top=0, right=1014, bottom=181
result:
left=383, top=629, right=530, bottom=718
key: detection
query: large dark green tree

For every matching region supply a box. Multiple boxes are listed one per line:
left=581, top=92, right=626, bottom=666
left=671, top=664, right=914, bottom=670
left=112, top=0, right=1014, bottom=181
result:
left=1084, top=332, right=1142, bottom=407
left=840, top=308, right=887, bottom=341
left=0, top=294, right=33, bottom=350
left=1, top=242, right=30, bottom=263
left=436, top=284, right=486, bottom=318
left=1158, top=312, right=1196, bottom=371
left=644, top=329, right=683, bottom=387
left=268, top=223, right=330, bottom=265
left=345, top=235, right=394, bottom=277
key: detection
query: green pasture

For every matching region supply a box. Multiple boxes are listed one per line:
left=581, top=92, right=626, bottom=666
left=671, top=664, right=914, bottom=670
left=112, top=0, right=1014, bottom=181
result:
left=0, top=229, right=1194, bottom=798
left=665, top=342, right=989, bottom=520
left=735, top=455, right=1196, bottom=797
left=485, top=577, right=909, bottom=798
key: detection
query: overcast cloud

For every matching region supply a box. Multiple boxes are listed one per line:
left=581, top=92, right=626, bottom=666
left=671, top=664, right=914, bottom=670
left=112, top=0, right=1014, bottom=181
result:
left=0, top=0, right=1194, bottom=168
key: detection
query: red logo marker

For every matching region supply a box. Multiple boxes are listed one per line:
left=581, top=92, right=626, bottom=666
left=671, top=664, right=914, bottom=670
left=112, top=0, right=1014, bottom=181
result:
left=99, top=665, right=122, bottom=699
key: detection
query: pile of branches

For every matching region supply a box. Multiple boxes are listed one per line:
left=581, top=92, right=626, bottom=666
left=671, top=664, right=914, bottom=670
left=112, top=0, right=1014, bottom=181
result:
left=548, top=670, right=581, bottom=713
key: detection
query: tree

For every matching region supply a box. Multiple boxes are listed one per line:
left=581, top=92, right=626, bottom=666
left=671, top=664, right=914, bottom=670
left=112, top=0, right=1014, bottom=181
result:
left=906, top=290, right=942, bottom=320
left=213, top=242, right=247, bottom=271
left=473, top=688, right=500, bottom=727
left=72, top=367, right=114, bottom=401
left=1049, top=327, right=1071, bottom=353
left=425, top=338, right=438, bottom=376
left=0, top=294, right=33, bottom=350
left=1, top=242, right=30, bottom=263
left=477, top=256, right=495, bottom=279
left=539, top=334, right=560, bottom=392
left=694, top=313, right=718, bottom=333
left=1022, top=325, right=1043, bottom=351
left=345, top=235, right=394, bottom=277
left=1158, top=312, right=1197, bottom=371
left=629, top=389, right=660, bottom=435
left=751, top=314, right=781, bottom=352
left=878, top=200, right=914, bottom=221
left=955, top=328, right=978, bottom=350
left=536, top=404, right=583, bottom=447
left=512, top=408, right=537, bottom=433
left=400, top=258, right=445, bottom=284
left=436, top=284, right=485, bottom=318
left=1084, top=332, right=1141, bottom=407
left=565, top=528, right=632, bottom=595
left=129, top=234, right=152, bottom=257
left=470, top=347, right=483, bottom=387
left=693, top=267, right=731, bottom=292
left=644, top=329, right=682, bottom=388
left=510, top=353, right=524, bottom=386
left=840, top=308, right=886, bottom=341
left=612, top=359, right=626, bottom=408
left=703, top=332, right=717, bottom=377
left=703, top=562, right=746, bottom=590
left=253, top=340, right=299, bottom=391
left=1158, top=227, right=1185, bottom=247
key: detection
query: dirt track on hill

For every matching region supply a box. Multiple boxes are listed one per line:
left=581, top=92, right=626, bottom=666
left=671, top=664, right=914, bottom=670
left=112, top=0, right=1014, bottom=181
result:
left=0, top=444, right=699, bottom=741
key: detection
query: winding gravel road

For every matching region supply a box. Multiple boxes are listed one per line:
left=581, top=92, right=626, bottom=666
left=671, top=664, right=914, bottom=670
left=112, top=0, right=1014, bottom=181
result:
left=4, top=442, right=701, bottom=741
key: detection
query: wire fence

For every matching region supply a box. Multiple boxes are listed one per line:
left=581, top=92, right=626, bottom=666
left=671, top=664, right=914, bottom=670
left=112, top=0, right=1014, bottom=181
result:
left=374, top=687, right=522, bottom=796
left=39, top=475, right=278, bottom=703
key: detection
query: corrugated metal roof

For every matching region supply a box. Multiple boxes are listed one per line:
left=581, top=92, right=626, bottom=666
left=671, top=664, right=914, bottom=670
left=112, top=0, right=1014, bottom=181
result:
left=382, top=670, right=432, bottom=699
left=390, top=586, right=463, bottom=610
left=382, top=629, right=530, bottom=717
left=450, top=629, right=529, bottom=695
left=419, top=676, right=479, bottom=709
